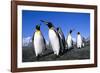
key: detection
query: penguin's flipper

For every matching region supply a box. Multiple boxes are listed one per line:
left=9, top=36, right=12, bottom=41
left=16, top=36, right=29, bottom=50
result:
left=41, top=33, right=47, bottom=51
left=32, top=30, right=36, bottom=45
left=44, top=37, right=47, bottom=51
left=32, top=31, right=35, bottom=48
left=32, top=31, right=35, bottom=43
left=59, top=27, right=66, bottom=50
left=62, top=38, right=66, bottom=49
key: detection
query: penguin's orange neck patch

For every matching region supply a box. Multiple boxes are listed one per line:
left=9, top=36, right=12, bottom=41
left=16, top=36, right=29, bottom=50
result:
left=50, top=27, right=53, bottom=30
left=36, top=30, right=41, bottom=35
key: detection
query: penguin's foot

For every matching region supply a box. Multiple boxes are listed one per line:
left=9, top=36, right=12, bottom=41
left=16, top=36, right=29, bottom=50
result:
left=59, top=50, right=64, bottom=56
left=55, top=54, right=60, bottom=58
left=36, top=55, right=40, bottom=61
left=63, top=49, right=67, bottom=53
left=62, top=50, right=64, bottom=53
left=65, top=49, right=68, bottom=52
left=78, top=47, right=81, bottom=49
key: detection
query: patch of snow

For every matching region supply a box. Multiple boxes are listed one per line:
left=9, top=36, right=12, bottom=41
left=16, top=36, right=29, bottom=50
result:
left=22, top=36, right=32, bottom=47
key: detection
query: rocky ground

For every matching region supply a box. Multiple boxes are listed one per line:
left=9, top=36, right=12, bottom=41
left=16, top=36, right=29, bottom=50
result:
left=22, top=44, right=90, bottom=62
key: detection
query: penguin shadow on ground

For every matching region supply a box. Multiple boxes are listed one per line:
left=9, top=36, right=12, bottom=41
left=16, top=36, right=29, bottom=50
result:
left=61, top=46, right=75, bottom=55
left=31, top=49, right=55, bottom=61
left=32, top=47, right=75, bottom=61
left=32, top=50, right=66, bottom=61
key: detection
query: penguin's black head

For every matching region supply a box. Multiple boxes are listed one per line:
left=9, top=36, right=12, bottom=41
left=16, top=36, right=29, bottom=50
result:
left=36, top=24, right=40, bottom=30
left=40, top=20, right=53, bottom=29
left=57, top=27, right=61, bottom=31
left=47, top=23, right=53, bottom=29
left=70, top=30, right=72, bottom=33
left=77, top=32, right=80, bottom=34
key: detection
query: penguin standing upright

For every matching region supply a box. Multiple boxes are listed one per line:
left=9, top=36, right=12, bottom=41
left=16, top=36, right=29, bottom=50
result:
left=57, top=27, right=66, bottom=53
left=66, top=30, right=73, bottom=49
left=77, top=32, right=84, bottom=48
left=41, top=20, right=60, bottom=56
left=32, top=24, right=46, bottom=58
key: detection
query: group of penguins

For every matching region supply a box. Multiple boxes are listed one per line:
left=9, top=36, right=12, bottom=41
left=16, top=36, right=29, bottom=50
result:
left=32, top=20, right=85, bottom=58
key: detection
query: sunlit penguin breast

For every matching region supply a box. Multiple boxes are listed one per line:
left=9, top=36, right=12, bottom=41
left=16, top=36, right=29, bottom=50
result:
left=77, top=35, right=82, bottom=48
left=67, top=34, right=72, bottom=49
left=34, top=31, right=45, bottom=56
left=49, top=29, right=60, bottom=55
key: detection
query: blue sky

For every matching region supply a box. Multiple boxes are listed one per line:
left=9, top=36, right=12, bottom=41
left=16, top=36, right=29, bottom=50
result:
left=22, top=10, right=90, bottom=41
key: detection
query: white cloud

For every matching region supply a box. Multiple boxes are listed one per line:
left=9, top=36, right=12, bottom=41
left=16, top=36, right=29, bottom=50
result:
left=22, top=36, right=32, bottom=47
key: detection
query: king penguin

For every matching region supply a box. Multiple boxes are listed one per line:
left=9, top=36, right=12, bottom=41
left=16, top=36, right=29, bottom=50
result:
left=57, top=27, right=66, bottom=53
left=32, top=24, right=46, bottom=58
left=41, top=20, right=60, bottom=56
left=66, top=30, right=73, bottom=49
left=76, top=32, right=84, bottom=49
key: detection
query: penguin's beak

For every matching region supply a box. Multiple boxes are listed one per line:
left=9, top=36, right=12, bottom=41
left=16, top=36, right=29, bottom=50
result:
left=40, top=20, right=53, bottom=29
left=40, top=20, right=48, bottom=25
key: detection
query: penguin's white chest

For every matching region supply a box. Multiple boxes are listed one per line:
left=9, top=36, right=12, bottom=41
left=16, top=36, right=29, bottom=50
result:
left=77, top=35, right=82, bottom=48
left=34, top=31, right=45, bottom=56
left=49, top=29, right=60, bottom=55
left=67, top=34, right=72, bottom=49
